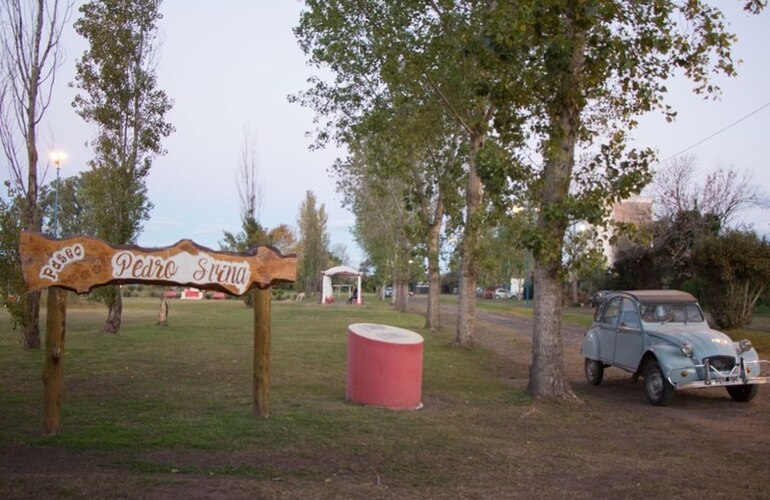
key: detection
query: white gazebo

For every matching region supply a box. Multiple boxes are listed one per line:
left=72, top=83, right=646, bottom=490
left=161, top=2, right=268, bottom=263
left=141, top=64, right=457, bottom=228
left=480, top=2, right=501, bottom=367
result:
left=321, top=265, right=363, bottom=305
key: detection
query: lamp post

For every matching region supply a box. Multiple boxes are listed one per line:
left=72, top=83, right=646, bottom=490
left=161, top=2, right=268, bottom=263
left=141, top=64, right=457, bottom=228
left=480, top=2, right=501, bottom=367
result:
left=49, top=151, right=66, bottom=238
left=45, top=150, right=68, bottom=434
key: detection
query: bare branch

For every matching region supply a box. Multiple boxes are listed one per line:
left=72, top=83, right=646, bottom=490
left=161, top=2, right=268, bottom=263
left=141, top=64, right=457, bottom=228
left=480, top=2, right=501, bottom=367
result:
left=653, top=154, right=764, bottom=227
left=237, top=128, right=264, bottom=224
left=424, top=73, right=472, bottom=136
left=652, top=154, right=698, bottom=219
left=0, top=0, right=73, bottom=200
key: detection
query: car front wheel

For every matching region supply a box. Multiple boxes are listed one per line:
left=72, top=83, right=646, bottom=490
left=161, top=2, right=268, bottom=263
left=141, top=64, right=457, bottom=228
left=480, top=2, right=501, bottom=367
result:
left=584, top=358, right=604, bottom=386
left=644, top=360, right=674, bottom=406
left=726, top=384, right=758, bottom=403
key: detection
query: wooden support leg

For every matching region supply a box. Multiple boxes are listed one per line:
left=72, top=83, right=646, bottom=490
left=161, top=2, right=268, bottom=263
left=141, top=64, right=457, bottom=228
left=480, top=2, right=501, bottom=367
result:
left=253, top=287, right=271, bottom=418
left=43, top=287, right=67, bottom=435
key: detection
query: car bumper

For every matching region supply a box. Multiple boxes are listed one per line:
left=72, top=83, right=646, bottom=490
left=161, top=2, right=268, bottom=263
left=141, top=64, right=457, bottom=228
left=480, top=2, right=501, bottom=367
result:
left=666, top=359, right=770, bottom=389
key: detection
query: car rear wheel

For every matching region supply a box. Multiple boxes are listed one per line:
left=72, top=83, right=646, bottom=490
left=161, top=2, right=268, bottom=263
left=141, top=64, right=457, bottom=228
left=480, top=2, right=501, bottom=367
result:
left=644, top=360, right=674, bottom=406
left=584, top=358, right=604, bottom=386
left=726, top=384, right=758, bottom=403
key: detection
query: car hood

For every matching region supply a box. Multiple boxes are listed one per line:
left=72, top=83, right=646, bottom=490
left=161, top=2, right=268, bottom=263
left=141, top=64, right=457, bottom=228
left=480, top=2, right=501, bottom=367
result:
left=645, top=324, right=737, bottom=358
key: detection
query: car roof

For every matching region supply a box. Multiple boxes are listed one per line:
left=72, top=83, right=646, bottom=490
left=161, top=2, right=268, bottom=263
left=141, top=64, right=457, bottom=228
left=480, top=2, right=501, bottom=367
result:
left=608, top=290, right=697, bottom=304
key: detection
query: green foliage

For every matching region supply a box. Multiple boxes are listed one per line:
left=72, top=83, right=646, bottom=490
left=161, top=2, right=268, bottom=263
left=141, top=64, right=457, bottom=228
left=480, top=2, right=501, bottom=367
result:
left=38, top=174, right=95, bottom=238
left=608, top=209, right=722, bottom=290
left=564, top=224, right=608, bottom=298
left=72, top=0, right=174, bottom=246
left=71, top=0, right=174, bottom=332
left=484, top=0, right=750, bottom=270
left=691, top=230, right=770, bottom=329
left=339, top=154, right=419, bottom=290
left=220, top=216, right=269, bottom=254
left=295, top=1, right=763, bottom=388
left=297, top=191, right=330, bottom=294
left=475, top=221, right=528, bottom=288
left=0, top=196, right=25, bottom=329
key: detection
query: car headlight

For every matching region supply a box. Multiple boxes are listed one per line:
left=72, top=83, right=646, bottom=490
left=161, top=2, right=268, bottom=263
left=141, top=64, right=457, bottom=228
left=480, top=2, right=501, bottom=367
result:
left=738, top=339, right=753, bottom=353
left=681, top=341, right=694, bottom=357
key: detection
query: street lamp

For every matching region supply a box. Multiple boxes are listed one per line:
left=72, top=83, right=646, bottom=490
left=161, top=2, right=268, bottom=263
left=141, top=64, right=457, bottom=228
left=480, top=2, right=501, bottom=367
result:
left=49, top=151, right=66, bottom=238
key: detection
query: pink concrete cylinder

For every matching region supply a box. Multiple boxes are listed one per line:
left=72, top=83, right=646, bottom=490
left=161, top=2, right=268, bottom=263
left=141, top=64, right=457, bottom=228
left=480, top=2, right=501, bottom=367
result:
left=346, top=323, right=424, bottom=410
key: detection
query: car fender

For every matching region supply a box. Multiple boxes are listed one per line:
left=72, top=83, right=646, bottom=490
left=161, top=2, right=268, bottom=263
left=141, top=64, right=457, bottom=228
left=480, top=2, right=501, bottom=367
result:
left=642, top=343, right=693, bottom=373
left=581, top=328, right=601, bottom=360
left=644, top=343, right=701, bottom=386
left=736, top=344, right=760, bottom=363
left=738, top=346, right=765, bottom=380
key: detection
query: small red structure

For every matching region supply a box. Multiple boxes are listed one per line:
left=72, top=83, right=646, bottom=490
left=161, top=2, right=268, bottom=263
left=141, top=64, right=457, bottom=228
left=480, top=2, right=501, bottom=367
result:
left=181, top=287, right=204, bottom=300
left=345, top=323, right=424, bottom=410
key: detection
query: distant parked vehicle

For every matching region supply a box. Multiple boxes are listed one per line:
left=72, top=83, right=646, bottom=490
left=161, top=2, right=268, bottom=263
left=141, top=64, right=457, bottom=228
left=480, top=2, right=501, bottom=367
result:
left=483, top=288, right=495, bottom=299
left=494, top=288, right=513, bottom=299
left=384, top=287, right=393, bottom=298
left=589, top=290, right=609, bottom=308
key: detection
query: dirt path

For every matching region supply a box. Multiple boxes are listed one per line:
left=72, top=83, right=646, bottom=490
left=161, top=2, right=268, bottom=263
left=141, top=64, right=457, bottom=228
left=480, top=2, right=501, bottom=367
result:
left=410, top=296, right=770, bottom=489
left=410, top=297, right=585, bottom=383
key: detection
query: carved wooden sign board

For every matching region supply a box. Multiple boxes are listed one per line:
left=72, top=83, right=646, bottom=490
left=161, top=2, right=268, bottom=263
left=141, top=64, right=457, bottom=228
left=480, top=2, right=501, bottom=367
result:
left=20, top=232, right=297, bottom=295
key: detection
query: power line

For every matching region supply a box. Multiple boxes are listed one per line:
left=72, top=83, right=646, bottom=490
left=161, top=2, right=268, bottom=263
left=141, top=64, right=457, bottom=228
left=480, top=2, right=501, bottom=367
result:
left=659, top=100, right=770, bottom=164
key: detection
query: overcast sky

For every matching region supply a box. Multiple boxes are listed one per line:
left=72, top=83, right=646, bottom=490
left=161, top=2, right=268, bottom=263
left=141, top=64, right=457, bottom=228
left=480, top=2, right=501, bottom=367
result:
left=6, top=1, right=770, bottom=267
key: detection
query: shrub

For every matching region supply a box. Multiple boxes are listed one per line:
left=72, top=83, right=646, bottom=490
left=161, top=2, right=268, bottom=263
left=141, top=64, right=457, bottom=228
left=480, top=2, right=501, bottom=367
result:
left=692, top=230, right=770, bottom=329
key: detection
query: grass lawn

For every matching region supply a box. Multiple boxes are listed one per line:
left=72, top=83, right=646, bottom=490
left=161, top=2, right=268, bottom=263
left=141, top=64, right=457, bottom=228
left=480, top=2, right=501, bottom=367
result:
left=2, top=293, right=769, bottom=498
left=0, top=295, right=530, bottom=495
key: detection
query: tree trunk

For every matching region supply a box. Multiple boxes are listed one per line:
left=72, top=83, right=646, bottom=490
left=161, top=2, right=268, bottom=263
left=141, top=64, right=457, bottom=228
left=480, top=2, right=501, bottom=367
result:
left=21, top=5, right=43, bottom=349
left=455, top=133, right=484, bottom=346
left=394, top=276, right=409, bottom=313
left=103, top=286, right=122, bottom=334
left=571, top=275, right=578, bottom=305
left=528, top=264, right=574, bottom=398
left=22, top=291, right=41, bottom=349
left=528, top=8, right=585, bottom=399
left=157, top=295, right=168, bottom=326
left=425, top=196, right=444, bottom=331
left=425, top=251, right=441, bottom=331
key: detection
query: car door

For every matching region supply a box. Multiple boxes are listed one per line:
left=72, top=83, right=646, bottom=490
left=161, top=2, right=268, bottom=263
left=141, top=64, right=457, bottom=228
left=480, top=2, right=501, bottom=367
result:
left=612, top=298, right=644, bottom=371
left=596, top=296, right=621, bottom=363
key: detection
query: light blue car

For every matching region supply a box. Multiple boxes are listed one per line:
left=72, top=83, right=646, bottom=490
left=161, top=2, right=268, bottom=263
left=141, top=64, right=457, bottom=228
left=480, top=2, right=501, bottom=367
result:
left=581, top=290, right=769, bottom=406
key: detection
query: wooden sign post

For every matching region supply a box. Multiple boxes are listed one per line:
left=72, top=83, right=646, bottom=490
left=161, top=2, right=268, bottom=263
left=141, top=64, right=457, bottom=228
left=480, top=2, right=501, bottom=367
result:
left=42, top=286, right=67, bottom=435
left=20, top=232, right=296, bottom=433
left=253, top=288, right=271, bottom=417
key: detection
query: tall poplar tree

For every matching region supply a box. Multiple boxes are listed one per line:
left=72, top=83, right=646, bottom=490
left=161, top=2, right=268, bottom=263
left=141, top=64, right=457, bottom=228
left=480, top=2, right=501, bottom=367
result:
left=332, top=97, right=462, bottom=324
left=484, top=0, right=765, bottom=398
left=297, top=190, right=330, bottom=296
left=72, top=0, right=173, bottom=333
left=295, top=1, right=518, bottom=345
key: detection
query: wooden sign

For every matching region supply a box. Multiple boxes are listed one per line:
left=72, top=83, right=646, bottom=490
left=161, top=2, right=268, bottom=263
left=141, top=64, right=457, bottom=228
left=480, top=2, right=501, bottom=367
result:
left=19, top=232, right=297, bottom=295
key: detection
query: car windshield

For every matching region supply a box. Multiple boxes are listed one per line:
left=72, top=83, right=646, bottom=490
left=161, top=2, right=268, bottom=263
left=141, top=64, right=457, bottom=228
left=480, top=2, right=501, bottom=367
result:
left=639, top=302, right=704, bottom=324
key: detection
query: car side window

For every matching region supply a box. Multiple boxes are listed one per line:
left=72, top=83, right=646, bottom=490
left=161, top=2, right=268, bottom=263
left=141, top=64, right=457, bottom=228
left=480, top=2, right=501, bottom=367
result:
left=600, top=297, right=621, bottom=327
left=619, top=298, right=641, bottom=330
left=686, top=304, right=705, bottom=322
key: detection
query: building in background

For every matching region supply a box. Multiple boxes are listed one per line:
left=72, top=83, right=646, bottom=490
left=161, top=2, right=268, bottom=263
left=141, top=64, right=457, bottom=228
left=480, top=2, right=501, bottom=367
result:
left=602, top=196, right=654, bottom=265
